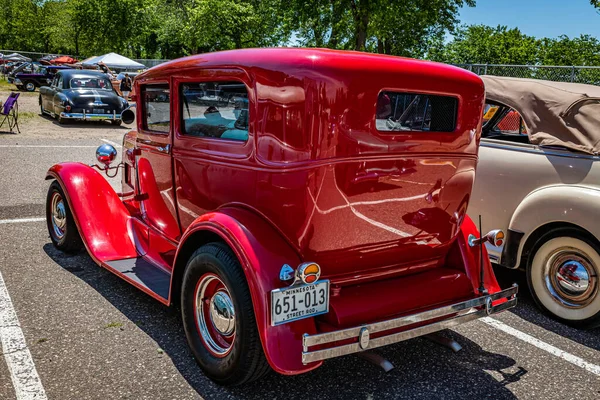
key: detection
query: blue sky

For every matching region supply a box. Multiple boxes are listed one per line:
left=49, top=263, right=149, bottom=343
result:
left=459, top=0, right=600, bottom=38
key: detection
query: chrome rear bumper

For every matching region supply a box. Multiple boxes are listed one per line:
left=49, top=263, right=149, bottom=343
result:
left=60, top=111, right=119, bottom=121
left=302, top=284, right=518, bottom=364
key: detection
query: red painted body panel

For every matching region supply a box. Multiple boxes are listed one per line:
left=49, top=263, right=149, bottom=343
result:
left=48, top=49, right=504, bottom=376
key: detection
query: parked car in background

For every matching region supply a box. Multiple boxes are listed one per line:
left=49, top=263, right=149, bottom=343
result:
left=469, top=76, right=600, bottom=328
left=45, top=48, right=516, bottom=385
left=14, top=65, right=70, bottom=92
left=39, top=69, right=130, bottom=125
left=5, top=62, right=30, bottom=80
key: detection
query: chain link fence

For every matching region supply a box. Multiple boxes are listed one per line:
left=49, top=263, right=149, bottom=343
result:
left=2, top=50, right=599, bottom=83
left=455, top=64, right=600, bottom=85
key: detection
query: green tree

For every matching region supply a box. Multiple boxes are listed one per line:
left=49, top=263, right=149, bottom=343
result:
left=433, top=24, right=539, bottom=64
left=282, top=0, right=473, bottom=55
left=538, top=35, right=600, bottom=66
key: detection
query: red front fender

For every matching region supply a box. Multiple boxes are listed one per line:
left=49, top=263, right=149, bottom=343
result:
left=174, top=207, right=323, bottom=375
left=46, top=162, right=138, bottom=262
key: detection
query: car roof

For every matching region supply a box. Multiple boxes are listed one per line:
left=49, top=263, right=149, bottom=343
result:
left=137, top=48, right=479, bottom=88
left=483, top=75, right=600, bottom=154
left=58, top=69, right=109, bottom=79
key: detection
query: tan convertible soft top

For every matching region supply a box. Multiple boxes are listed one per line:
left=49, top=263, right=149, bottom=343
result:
left=482, top=75, right=600, bottom=154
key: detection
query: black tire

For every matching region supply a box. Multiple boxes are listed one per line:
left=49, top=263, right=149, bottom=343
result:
left=527, top=227, right=600, bottom=329
left=46, top=181, right=84, bottom=253
left=181, top=242, right=269, bottom=385
left=111, top=120, right=122, bottom=126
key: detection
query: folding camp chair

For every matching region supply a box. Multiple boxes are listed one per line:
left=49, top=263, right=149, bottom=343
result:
left=0, top=92, right=20, bottom=134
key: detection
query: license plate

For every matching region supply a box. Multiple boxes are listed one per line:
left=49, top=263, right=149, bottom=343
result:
left=271, top=280, right=329, bottom=325
left=92, top=108, right=105, bottom=114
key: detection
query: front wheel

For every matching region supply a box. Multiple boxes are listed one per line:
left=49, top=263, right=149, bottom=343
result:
left=527, top=230, right=600, bottom=329
left=46, top=181, right=84, bottom=253
left=181, top=243, right=269, bottom=385
left=24, top=81, right=36, bottom=92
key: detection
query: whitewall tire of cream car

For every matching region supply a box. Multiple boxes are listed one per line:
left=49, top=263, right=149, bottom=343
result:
left=528, top=233, right=600, bottom=328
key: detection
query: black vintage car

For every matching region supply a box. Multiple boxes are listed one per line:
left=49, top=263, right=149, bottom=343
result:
left=39, top=70, right=132, bottom=125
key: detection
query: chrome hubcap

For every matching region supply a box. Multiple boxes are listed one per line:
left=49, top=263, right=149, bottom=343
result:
left=195, top=274, right=235, bottom=356
left=544, top=247, right=598, bottom=308
left=209, top=291, right=235, bottom=335
left=51, top=192, right=67, bottom=240
left=26, top=83, right=34, bottom=91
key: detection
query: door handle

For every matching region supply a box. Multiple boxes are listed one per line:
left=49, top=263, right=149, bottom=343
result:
left=157, top=144, right=171, bottom=154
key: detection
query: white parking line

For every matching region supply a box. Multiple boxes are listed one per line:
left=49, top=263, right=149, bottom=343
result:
left=481, top=317, right=600, bottom=376
left=0, top=218, right=45, bottom=225
left=0, top=145, right=96, bottom=148
left=0, top=270, right=48, bottom=399
left=101, top=139, right=121, bottom=147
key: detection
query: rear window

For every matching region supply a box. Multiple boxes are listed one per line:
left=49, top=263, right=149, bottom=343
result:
left=376, top=91, right=457, bottom=132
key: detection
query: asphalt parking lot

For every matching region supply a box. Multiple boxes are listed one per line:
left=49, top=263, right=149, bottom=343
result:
left=1, top=88, right=599, bottom=399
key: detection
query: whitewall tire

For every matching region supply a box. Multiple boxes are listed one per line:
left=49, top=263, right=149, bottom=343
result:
left=528, top=233, right=600, bottom=328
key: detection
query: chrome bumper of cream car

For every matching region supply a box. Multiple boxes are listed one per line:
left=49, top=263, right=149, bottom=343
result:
left=60, top=111, right=119, bottom=120
left=301, top=284, right=518, bottom=364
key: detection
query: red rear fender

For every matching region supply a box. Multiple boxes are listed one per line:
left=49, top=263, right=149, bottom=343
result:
left=448, top=215, right=501, bottom=295
left=173, top=206, right=322, bottom=375
left=46, top=162, right=138, bottom=262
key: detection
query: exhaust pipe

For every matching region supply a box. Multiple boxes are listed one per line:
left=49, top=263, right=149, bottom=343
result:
left=121, top=108, right=135, bottom=125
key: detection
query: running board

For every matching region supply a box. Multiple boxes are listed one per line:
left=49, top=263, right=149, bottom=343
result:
left=104, top=257, right=171, bottom=304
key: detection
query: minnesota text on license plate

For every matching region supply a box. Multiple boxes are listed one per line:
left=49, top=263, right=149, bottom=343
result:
left=271, top=280, right=329, bottom=325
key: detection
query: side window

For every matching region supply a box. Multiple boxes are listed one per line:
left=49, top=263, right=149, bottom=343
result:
left=494, top=109, right=528, bottom=135
left=376, top=91, right=458, bottom=132
left=180, top=81, right=248, bottom=142
left=483, top=102, right=530, bottom=144
left=142, top=85, right=170, bottom=133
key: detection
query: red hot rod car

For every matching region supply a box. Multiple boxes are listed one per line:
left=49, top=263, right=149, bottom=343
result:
left=45, top=48, right=517, bottom=385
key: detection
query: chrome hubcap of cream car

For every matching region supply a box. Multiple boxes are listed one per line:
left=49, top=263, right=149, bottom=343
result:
left=195, top=274, right=235, bottom=357
left=51, top=192, right=67, bottom=240
left=544, top=247, right=598, bottom=308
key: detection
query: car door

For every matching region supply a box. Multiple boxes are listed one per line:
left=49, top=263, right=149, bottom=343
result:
left=42, top=75, right=58, bottom=111
left=470, top=104, right=555, bottom=261
left=135, top=82, right=181, bottom=268
left=51, top=74, right=65, bottom=115
left=171, top=70, right=255, bottom=231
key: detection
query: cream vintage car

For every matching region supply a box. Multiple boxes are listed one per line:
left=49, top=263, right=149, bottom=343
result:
left=469, top=76, right=600, bottom=328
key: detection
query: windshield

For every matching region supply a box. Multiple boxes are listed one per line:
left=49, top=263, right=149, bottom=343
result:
left=69, top=77, right=113, bottom=90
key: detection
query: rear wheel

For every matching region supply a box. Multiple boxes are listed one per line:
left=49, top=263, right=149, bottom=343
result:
left=46, top=181, right=83, bottom=253
left=181, top=242, right=269, bottom=385
left=527, top=229, right=600, bottom=329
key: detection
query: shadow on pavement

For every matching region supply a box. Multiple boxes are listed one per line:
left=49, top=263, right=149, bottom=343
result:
left=494, top=266, right=600, bottom=352
left=38, top=112, right=130, bottom=129
left=44, top=243, right=522, bottom=400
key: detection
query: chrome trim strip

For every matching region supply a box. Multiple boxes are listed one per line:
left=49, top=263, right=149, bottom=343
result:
left=481, top=139, right=600, bottom=159
left=301, top=285, right=518, bottom=364
left=60, top=112, right=119, bottom=120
